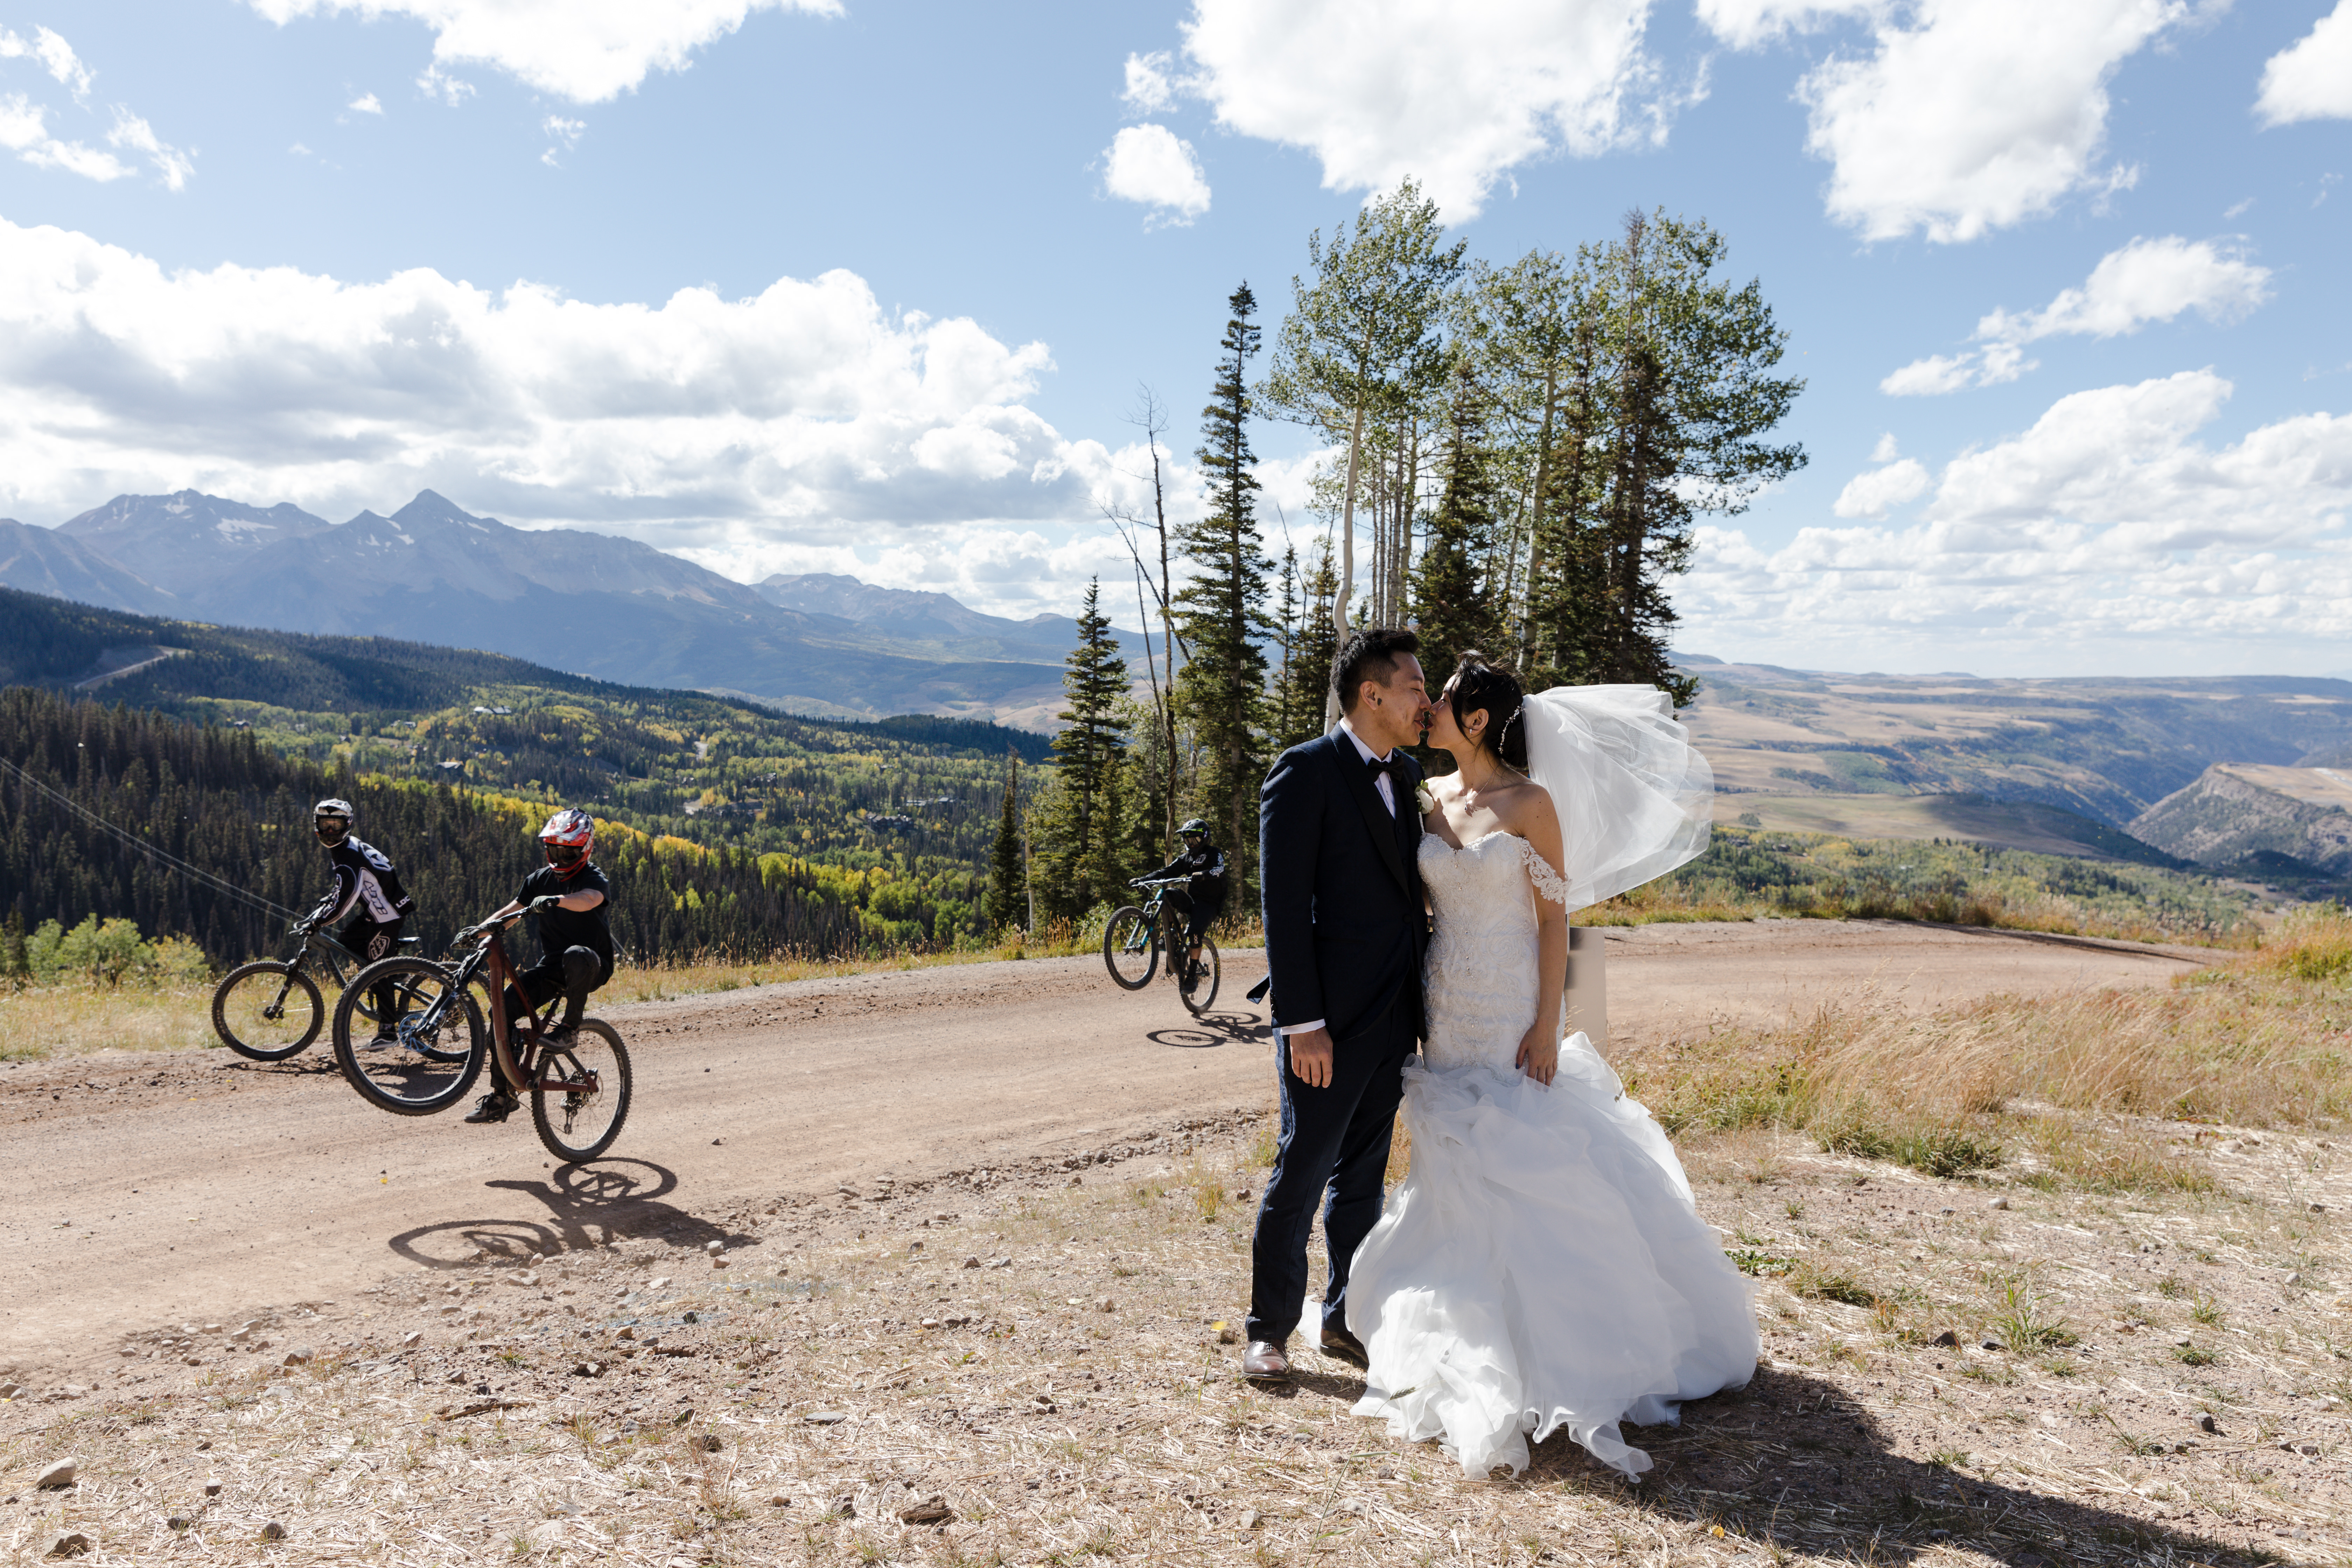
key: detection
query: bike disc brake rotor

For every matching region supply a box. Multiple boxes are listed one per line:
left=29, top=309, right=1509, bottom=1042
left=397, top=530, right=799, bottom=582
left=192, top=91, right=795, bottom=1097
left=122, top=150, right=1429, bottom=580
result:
left=349, top=972, right=474, bottom=1107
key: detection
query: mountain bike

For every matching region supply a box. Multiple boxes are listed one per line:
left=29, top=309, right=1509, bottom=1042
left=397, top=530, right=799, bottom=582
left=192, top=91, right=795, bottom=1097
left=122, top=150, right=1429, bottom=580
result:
left=335, top=909, right=632, bottom=1164
left=210, top=918, right=430, bottom=1063
left=1102, top=875, right=1220, bottom=1015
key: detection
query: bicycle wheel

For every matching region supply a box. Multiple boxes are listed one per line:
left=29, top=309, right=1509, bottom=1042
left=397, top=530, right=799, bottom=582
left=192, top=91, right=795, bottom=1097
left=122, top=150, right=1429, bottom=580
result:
left=531, top=1020, right=632, bottom=1164
left=1177, top=934, right=1221, bottom=1015
left=1102, top=905, right=1158, bottom=989
left=331, top=957, right=484, bottom=1116
left=211, top=962, right=323, bottom=1062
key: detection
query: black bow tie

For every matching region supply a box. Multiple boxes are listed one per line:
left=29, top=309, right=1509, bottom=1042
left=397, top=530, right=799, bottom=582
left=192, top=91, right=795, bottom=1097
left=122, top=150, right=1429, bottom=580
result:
left=1364, top=751, right=1401, bottom=779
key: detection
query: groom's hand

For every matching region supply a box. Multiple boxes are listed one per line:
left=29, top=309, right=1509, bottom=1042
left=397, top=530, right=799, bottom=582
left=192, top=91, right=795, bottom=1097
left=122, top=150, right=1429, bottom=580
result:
left=1286, top=1026, right=1334, bottom=1088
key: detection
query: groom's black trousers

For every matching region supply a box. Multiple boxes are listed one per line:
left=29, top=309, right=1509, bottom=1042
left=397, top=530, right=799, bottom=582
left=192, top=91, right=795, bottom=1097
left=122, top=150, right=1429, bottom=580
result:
left=1247, top=999, right=1417, bottom=1346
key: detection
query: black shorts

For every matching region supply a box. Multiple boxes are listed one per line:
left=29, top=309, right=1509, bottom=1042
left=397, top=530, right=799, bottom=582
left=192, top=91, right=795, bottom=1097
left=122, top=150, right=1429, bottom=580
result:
left=339, top=914, right=403, bottom=965
left=511, top=946, right=614, bottom=1011
left=1162, top=888, right=1224, bottom=944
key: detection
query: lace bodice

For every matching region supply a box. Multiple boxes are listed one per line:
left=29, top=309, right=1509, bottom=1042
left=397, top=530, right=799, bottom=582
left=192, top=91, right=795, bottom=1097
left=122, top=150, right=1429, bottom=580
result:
left=1418, top=832, right=1562, bottom=1072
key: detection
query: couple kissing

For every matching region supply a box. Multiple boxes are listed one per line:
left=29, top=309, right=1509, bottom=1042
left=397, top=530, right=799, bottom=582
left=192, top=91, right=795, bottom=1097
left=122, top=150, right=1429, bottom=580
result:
left=1247, top=626, right=1756, bottom=1479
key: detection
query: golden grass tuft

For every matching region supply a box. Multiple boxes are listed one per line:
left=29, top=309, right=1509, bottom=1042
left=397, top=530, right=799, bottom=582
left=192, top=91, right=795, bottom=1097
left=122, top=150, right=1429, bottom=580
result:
left=1623, top=916, right=2352, bottom=1186
left=2246, top=901, right=2352, bottom=982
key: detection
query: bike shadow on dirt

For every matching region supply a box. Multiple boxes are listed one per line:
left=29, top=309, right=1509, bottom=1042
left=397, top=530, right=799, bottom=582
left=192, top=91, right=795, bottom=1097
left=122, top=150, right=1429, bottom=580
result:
left=1145, top=1009, right=1268, bottom=1050
left=219, top=1054, right=346, bottom=1081
left=1271, top=1360, right=2270, bottom=1566
left=385, top=1158, right=756, bottom=1270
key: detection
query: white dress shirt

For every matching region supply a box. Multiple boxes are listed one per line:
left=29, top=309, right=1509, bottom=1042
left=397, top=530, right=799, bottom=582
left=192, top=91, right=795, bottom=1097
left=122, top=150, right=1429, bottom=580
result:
left=1339, top=716, right=1397, bottom=815
left=1282, top=716, right=1403, bottom=1040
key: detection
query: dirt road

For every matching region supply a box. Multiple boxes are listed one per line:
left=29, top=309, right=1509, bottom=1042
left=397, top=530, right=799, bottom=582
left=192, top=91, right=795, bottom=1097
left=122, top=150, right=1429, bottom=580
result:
left=0, top=920, right=2204, bottom=1391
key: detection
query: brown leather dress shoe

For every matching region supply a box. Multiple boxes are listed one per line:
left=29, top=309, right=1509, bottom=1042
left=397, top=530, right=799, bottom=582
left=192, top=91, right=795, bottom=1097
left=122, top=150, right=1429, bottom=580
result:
left=1240, top=1340, right=1290, bottom=1381
left=1318, top=1323, right=1369, bottom=1368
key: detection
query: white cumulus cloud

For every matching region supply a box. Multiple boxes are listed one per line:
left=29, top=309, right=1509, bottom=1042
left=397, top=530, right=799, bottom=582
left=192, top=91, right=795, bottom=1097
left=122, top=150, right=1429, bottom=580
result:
left=541, top=114, right=584, bottom=166
left=1169, top=0, right=1665, bottom=221
left=1122, top=50, right=1181, bottom=113
left=0, top=28, right=191, bottom=189
left=0, top=25, right=94, bottom=98
left=1832, top=457, right=1928, bottom=518
left=1101, top=124, right=1211, bottom=225
left=0, top=214, right=1176, bottom=618
left=1683, top=371, right=2352, bottom=666
left=1882, top=237, right=2266, bottom=396
left=0, top=93, right=132, bottom=183
left=105, top=110, right=194, bottom=191
left=1798, top=0, right=2187, bottom=243
left=415, top=63, right=474, bottom=104
left=348, top=91, right=383, bottom=114
left=249, top=0, right=839, bottom=104
left=1978, top=236, right=2271, bottom=342
left=1881, top=344, right=2031, bottom=397
left=1694, top=0, right=1879, bottom=49
left=2256, top=0, right=2352, bottom=127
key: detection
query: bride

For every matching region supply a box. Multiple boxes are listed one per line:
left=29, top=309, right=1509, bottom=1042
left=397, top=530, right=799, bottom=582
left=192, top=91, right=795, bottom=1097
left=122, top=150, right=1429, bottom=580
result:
left=1343, top=651, right=1759, bottom=1479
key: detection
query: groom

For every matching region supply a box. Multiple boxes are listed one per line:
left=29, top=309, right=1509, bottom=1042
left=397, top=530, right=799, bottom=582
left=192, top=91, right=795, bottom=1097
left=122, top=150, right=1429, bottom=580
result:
left=1245, top=627, right=1431, bottom=1381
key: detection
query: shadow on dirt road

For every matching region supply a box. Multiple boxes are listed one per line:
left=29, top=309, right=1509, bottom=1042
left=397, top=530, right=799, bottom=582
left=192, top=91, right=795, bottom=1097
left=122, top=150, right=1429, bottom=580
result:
left=384, top=1158, right=752, bottom=1269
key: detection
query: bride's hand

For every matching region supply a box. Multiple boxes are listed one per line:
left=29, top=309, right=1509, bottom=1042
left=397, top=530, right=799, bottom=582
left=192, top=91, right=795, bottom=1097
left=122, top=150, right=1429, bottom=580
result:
left=1514, top=1024, right=1559, bottom=1087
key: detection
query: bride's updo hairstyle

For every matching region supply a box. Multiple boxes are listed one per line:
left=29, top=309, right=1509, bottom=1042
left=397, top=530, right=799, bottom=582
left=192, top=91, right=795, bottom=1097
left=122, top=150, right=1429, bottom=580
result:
left=1448, top=651, right=1530, bottom=770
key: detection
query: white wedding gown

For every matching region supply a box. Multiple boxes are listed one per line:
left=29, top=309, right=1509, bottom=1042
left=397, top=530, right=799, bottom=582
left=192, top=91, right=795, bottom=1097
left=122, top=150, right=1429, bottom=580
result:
left=1344, top=687, right=1759, bottom=1479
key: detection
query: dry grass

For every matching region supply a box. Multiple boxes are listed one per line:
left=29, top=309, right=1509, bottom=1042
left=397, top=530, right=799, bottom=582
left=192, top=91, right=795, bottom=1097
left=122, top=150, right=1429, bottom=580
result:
left=0, top=981, right=220, bottom=1062
left=1579, top=867, right=2263, bottom=949
left=1620, top=910, right=2352, bottom=1192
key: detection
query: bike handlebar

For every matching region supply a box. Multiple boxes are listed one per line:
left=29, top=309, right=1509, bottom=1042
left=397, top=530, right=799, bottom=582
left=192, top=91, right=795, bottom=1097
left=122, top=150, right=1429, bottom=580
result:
left=450, top=910, right=528, bottom=951
left=1132, top=876, right=1190, bottom=888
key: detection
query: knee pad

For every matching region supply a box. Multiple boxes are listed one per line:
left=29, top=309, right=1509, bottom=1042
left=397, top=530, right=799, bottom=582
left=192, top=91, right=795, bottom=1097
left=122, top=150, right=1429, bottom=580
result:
left=561, top=947, right=601, bottom=992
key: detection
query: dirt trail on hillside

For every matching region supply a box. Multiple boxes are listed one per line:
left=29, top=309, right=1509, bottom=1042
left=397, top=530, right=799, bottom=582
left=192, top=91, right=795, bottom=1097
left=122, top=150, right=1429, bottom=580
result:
left=0, top=920, right=2204, bottom=1393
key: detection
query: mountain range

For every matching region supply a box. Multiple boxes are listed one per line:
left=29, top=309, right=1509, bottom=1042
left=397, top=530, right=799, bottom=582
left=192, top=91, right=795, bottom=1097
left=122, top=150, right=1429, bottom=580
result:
left=0, top=490, right=1144, bottom=728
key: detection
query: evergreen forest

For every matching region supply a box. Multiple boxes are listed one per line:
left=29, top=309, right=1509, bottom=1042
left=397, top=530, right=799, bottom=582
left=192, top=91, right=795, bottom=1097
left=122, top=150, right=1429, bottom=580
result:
left=0, top=590, right=1056, bottom=965
left=1019, top=193, right=1802, bottom=931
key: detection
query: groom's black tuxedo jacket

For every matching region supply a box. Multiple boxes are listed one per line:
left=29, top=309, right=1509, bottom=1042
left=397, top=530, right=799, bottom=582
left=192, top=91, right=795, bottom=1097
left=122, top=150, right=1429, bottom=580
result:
left=1258, top=728, right=1428, bottom=1046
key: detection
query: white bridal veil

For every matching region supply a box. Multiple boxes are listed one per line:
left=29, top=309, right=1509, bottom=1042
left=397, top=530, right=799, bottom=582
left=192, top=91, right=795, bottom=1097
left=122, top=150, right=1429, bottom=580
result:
left=1520, top=684, right=1714, bottom=912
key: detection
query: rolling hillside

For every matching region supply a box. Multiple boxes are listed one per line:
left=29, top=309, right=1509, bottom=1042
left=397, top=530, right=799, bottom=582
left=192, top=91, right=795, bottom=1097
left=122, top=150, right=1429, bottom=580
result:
left=1709, top=791, right=2188, bottom=867
left=1679, top=658, right=2352, bottom=830
left=0, top=586, right=1058, bottom=956
left=2131, top=764, right=2352, bottom=879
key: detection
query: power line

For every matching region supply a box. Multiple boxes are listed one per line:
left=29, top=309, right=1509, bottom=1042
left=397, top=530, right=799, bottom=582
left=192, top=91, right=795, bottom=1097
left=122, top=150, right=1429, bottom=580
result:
left=0, top=754, right=303, bottom=923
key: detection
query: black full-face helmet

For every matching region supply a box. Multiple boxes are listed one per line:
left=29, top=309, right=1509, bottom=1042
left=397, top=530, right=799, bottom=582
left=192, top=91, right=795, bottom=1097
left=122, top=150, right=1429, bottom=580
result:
left=1179, top=818, right=1210, bottom=840
left=314, top=798, right=355, bottom=846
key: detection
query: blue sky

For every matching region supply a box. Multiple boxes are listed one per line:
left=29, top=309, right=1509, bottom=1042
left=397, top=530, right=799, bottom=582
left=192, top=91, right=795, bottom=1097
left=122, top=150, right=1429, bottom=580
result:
left=0, top=0, right=2347, bottom=677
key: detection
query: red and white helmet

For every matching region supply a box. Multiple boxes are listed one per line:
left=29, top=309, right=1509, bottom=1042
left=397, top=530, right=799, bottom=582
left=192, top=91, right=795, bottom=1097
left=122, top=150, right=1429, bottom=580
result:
left=540, top=808, right=595, bottom=877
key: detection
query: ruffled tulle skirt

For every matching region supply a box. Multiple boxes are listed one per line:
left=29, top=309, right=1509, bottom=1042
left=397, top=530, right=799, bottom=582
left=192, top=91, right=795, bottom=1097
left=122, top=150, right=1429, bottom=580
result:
left=1345, top=1034, right=1759, bottom=1478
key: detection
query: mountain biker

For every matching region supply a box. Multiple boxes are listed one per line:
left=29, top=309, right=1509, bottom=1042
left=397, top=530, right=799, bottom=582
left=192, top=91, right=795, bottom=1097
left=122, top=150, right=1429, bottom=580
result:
left=306, top=798, right=413, bottom=1048
left=464, top=808, right=615, bottom=1126
left=1134, top=818, right=1226, bottom=981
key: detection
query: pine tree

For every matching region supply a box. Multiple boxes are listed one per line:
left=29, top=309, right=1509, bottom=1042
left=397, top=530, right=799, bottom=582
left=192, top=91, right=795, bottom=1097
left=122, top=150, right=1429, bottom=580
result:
left=1411, top=360, right=1507, bottom=686
left=1174, top=282, right=1275, bottom=897
left=1273, top=539, right=1339, bottom=751
left=1035, top=579, right=1130, bottom=919
left=986, top=751, right=1026, bottom=937
left=2, top=906, right=26, bottom=988
left=1520, top=211, right=1805, bottom=704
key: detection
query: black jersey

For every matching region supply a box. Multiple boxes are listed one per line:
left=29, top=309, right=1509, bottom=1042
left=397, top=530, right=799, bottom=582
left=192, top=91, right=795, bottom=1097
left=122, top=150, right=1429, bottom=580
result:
left=315, top=837, right=414, bottom=925
left=518, top=862, right=615, bottom=965
left=1145, top=844, right=1227, bottom=902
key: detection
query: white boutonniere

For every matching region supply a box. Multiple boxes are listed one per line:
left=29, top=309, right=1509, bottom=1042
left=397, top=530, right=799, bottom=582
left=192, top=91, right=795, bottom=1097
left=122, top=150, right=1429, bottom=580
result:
left=1413, top=780, right=1437, bottom=815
